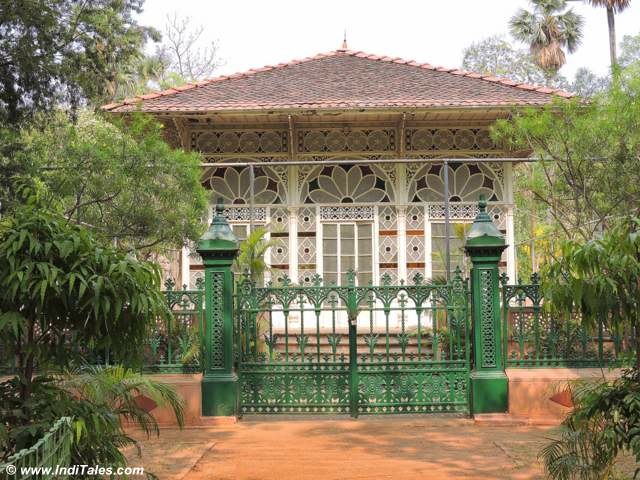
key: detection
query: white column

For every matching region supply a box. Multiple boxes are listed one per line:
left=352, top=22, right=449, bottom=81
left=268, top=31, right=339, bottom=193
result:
left=288, top=207, right=298, bottom=283
left=397, top=206, right=407, bottom=282
left=503, top=163, right=517, bottom=282
left=180, top=246, right=190, bottom=289
left=506, top=205, right=517, bottom=282
left=260, top=207, right=271, bottom=285
left=425, top=206, right=433, bottom=279
left=373, top=206, right=380, bottom=283
left=503, top=163, right=514, bottom=203
left=316, top=206, right=323, bottom=278
left=287, top=164, right=298, bottom=283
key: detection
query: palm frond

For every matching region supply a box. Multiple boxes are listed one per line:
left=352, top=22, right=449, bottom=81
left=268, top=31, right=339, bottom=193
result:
left=587, top=0, right=631, bottom=12
left=61, top=365, right=185, bottom=433
left=558, top=10, right=585, bottom=53
left=510, top=0, right=584, bottom=73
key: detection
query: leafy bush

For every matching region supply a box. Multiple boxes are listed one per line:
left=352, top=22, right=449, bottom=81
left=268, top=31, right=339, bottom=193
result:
left=0, top=206, right=169, bottom=401
left=0, top=365, right=184, bottom=478
left=541, top=369, right=640, bottom=479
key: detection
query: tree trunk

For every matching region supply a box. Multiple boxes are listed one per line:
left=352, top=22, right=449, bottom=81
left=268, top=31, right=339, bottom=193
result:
left=636, top=319, right=640, bottom=373
left=607, top=7, right=617, bottom=70
left=19, top=318, right=36, bottom=403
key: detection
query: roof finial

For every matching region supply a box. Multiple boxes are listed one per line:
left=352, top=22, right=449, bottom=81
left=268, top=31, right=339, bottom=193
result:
left=341, top=29, right=348, bottom=50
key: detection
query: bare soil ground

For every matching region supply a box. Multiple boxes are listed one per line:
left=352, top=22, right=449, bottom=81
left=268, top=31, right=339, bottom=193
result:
left=126, top=416, right=559, bottom=479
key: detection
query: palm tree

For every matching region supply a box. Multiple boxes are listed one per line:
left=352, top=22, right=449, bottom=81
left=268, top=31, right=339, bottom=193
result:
left=510, top=0, right=584, bottom=79
left=586, top=0, right=631, bottom=69
left=59, top=365, right=185, bottom=473
left=234, top=226, right=276, bottom=283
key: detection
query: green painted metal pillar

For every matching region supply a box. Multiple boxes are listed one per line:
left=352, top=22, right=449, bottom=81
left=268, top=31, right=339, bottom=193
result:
left=464, top=196, right=509, bottom=414
left=196, top=200, right=239, bottom=417
left=346, top=270, right=359, bottom=418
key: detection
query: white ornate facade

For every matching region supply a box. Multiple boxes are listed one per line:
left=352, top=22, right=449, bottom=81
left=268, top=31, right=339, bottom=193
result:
left=103, top=47, right=568, bottom=289
left=180, top=124, right=516, bottom=289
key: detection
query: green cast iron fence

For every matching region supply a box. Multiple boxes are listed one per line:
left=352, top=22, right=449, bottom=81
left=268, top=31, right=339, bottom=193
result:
left=501, top=273, right=636, bottom=367
left=0, top=280, right=204, bottom=375
left=0, top=417, right=73, bottom=479
left=235, top=268, right=470, bottom=416
left=142, top=279, right=204, bottom=373
left=83, top=279, right=205, bottom=373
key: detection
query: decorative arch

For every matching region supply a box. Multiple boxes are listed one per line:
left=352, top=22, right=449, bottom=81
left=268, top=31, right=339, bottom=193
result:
left=300, top=164, right=394, bottom=204
left=408, top=163, right=503, bottom=203
left=205, top=165, right=287, bottom=205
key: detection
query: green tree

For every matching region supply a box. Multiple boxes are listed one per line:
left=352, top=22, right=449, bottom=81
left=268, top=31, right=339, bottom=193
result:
left=544, top=217, right=640, bottom=370
left=0, top=0, right=157, bottom=125
left=493, top=65, right=640, bottom=242
left=9, top=112, right=208, bottom=254
left=586, top=0, right=631, bottom=69
left=0, top=205, right=169, bottom=402
left=540, top=370, right=640, bottom=479
left=539, top=219, right=640, bottom=479
left=569, top=67, right=610, bottom=97
left=111, top=53, right=176, bottom=100
left=619, top=31, right=640, bottom=68
left=461, top=35, right=567, bottom=87
left=510, top=0, right=584, bottom=77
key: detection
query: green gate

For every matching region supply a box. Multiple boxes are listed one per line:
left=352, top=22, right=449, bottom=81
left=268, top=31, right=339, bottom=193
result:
left=235, top=269, right=470, bottom=416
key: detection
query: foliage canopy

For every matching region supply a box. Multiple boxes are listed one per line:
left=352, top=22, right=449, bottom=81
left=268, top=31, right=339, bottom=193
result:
left=1, top=112, right=208, bottom=253
left=0, top=0, right=156, bottom=125
left=493, top=65, right=640, bottom=242
left=0, top=206, right=169, bottom=401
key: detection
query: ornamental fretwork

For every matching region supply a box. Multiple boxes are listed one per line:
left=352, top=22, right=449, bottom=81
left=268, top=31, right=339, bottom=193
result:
left=298, top=128, right=396, bottom=153
left=405, top=128, right=495, bottom=152
left=480, top=269, right=496, bottom=368
left=208, top=271, right=225, bottom=370
left=191, top=130, right=288, bottom=154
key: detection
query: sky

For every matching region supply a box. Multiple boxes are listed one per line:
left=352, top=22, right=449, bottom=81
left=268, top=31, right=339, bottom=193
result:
left=138, top=0, right=639, bottom=80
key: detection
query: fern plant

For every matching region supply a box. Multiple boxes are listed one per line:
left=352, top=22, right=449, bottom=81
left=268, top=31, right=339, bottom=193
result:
left=540, top=369, right=640, bottom=480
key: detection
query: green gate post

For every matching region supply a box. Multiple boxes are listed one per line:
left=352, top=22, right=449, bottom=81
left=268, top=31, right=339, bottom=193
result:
left=464, top=196, right=509, bottom=414
left=196, top=200, right=239, bottom=417
left=346, top=271, right=359, bottom=418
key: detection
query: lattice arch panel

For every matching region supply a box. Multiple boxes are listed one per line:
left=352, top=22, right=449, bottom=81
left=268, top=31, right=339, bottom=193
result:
left=299, top=164, right=395, bottom=204
left=406, top=205, right=426, bottom=283
left=204, top=165, right=288, bottom=205
left=407, top=162, right=504, bottom=203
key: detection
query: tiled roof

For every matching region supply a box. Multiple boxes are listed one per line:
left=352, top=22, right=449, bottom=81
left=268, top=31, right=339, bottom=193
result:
left=102, top=49, right=574, bottom=113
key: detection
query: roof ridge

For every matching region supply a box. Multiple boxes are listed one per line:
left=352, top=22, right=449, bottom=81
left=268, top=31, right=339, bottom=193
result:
left=101, top=48, right=574, bottom=111
left=339, top=49, right=574, bottom=98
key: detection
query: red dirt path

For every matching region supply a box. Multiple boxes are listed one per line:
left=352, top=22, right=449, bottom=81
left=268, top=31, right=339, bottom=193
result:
left=127, top=416, right=551, bottom=480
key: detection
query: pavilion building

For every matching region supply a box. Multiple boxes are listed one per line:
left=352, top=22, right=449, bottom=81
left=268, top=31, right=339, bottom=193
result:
left=103, top=47, right=572, bottom=289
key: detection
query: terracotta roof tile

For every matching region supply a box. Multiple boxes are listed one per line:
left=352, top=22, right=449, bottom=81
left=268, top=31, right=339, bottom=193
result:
left=534, top=86, right=555, bottom=94
left=102, top=49, right=575, bottom=113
